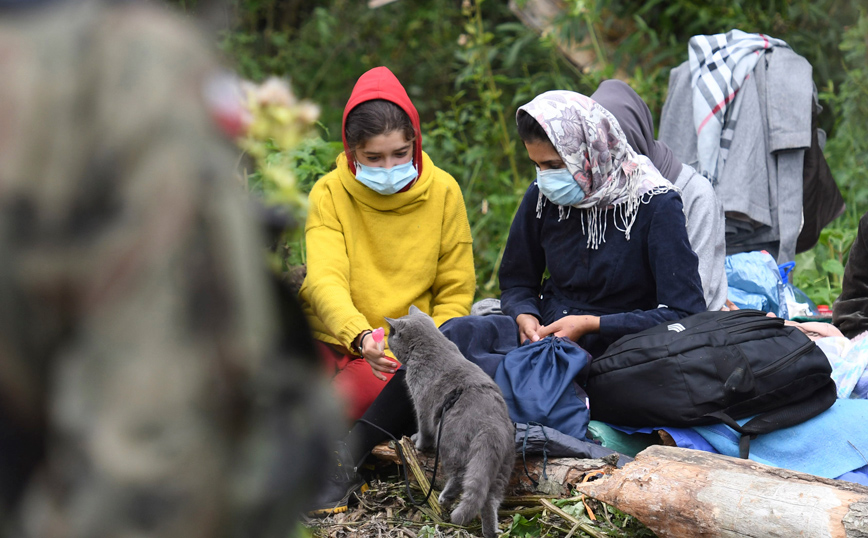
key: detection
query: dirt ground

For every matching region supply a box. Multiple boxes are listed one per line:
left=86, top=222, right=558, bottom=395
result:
left=304, top=478, right=487, bottom=538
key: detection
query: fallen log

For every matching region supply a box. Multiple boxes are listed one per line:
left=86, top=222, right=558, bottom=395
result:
left=371, top=439, right=617, bottom=496
left=575, top=445, right=868, bottom=538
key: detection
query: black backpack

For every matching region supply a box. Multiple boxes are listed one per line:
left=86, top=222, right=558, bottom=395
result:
left=585, top=309, right=837, bottom=458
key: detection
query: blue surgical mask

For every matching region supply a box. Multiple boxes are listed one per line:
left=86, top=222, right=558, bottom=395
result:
left=355, top=160, right=418, bottom=195
left=536, top=167, right=586, bottom=206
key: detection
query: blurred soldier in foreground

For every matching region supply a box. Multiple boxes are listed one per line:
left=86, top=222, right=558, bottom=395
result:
left=0, top=0, right=339, bottom=536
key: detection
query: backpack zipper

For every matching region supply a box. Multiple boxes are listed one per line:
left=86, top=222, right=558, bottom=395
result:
left=726, top=317, right=783, bottom=334
left=599, top=314, right=782, bottom=356
left=753, top=340, right=815, bottom=378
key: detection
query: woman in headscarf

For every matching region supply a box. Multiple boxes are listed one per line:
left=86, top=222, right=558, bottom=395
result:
left=499, top=90, right=705, bottom=356
left=591, top=79, right=727, bottom=311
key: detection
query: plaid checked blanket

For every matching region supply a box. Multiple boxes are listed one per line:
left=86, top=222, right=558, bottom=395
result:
left=688, top=29, right=789, bottom=184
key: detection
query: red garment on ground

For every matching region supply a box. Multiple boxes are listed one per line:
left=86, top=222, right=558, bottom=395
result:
left=316, top=341, right=394, bottom=421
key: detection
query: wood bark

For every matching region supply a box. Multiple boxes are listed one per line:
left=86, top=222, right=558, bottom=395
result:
left=575, top=445, right=868, bottom=538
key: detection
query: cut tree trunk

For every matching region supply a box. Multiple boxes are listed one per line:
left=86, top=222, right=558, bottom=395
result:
left=575, top=445, right=868, bottom=538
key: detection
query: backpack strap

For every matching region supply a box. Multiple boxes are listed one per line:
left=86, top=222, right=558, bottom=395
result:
left=706, top=379, right=837, bottom=458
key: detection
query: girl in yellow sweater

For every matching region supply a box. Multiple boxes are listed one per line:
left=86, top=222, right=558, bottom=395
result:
left=299, top=66, right=475, bottom=421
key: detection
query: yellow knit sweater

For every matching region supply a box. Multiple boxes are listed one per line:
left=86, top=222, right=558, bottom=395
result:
left=300, top=151, right=475, bottom=357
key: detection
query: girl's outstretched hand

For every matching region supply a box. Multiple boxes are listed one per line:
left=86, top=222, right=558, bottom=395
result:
left=516, top=313, right=542, bottom=343
left=538, top=315, right=600, bottom=342
left=361, top=328, right=397, bottom=381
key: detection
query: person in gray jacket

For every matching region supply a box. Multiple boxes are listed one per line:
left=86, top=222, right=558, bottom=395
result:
left=592, top=80, right=727, bottom=311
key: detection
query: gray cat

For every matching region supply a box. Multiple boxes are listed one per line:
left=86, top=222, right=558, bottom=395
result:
left=385, top=306, right=515, bottom=538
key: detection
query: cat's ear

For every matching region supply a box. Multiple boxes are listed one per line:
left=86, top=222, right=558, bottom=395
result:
left=384, top=317, right=396, bottom=332
left=408, top=304, right=422, bottom=315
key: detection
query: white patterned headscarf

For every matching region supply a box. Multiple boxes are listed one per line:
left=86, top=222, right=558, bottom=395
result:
left=518, top=90, right=677, bottom=249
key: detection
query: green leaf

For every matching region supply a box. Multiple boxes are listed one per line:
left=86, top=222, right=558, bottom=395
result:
left=507, top=513, right=541, bottom=537
left=822, top=258, right=846, bottom=276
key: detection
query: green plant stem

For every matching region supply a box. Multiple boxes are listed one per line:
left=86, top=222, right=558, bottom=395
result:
left=584, top=13, right=606, bottom=68
left=484, top=202, right=520, bottom=291
left=564, top=520, right=584, bottom=538
left=471, top=0, right=521, bottom=191
left=498, top=506, right=546, bottom=518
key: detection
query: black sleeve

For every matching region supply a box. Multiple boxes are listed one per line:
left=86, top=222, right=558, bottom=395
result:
left=833, top=212, right=868, bottom=339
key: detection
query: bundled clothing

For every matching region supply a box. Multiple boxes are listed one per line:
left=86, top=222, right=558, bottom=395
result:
left=686, top=30, right=789, bottom=183
left=660, top=30, right=840, bottom=264
left=592, top=80, right=727, bottom=310
left=300, top=67, right=475, bottom=419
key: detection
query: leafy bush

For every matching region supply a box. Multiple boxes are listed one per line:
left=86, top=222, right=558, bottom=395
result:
left=424, top=0, right=593, bottom=295
left=547, top=0, right=860, bottom=130
left=793, top=9, right=868, bottom=306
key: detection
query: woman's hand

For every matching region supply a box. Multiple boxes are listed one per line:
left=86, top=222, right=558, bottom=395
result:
left=538, top=315, right=600, bottom=342
left=358, top=331, right=398, bottom=381
left=785, top=320, right=844, bottom=340
left=516, top=314, right=542, bottom=343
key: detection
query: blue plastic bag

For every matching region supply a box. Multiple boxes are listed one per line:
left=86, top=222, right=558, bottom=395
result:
left=494, top=337, right=591, bottom=441
left=725, top=251, right=788, bottom=318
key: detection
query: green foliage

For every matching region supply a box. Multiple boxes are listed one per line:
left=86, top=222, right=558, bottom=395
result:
left=263, top=134, right=342, bottom=268
left=547, top=0, right=859, bottom=128
left=288, top=521, right=313, bottom=538
left=288, top=134, right=343, bottom=193
left=601, top=504, right=658, bottom=537
left=424, top=0, right=590, bottom=296
left=506, top=513, right=542, bottom=537
left=219, top=0, right=470, bottom=134
left=417, top=524, right=438, bottom=538
left=792, top=9, right=868, bottom=305
left=794, top=216, right=859, bottom=306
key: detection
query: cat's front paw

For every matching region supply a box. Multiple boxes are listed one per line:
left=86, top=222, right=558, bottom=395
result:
left=411, top=432, right=430, bottom=451
left=438, top=489, right=458, bottom=511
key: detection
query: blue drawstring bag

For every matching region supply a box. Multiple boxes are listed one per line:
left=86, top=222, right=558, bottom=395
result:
left=494, top=337, right=591, bottom=441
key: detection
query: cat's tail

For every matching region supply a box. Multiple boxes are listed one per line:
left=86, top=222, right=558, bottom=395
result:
left=449, top=431, right=505, bottom=526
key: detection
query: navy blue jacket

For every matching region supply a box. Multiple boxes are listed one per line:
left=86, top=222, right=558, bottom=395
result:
left=499, top=183, right=706, bottom=357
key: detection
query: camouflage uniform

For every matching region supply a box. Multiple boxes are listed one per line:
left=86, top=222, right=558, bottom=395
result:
left=0, top=1, right=338, bottom=536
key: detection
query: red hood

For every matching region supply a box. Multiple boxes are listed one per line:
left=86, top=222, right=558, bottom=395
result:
left=342, top=66, right=423, bottom=177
